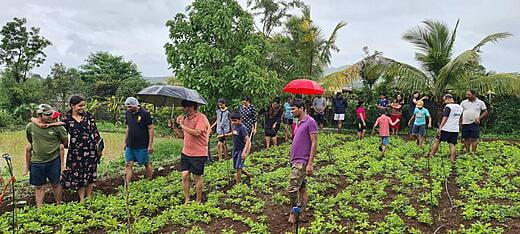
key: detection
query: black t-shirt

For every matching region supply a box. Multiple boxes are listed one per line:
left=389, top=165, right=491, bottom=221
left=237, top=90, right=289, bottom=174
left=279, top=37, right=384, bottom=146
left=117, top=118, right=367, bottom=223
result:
left=126, top=108, right=153, bottom=149
left=333, top=97, right=347, bottom=114
left=409, top=97, right=416, bottom=112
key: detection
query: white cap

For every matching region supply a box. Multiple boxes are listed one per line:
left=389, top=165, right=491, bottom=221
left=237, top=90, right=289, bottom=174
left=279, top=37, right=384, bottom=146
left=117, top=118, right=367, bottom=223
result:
left=124, top=97, right=139, bottom=107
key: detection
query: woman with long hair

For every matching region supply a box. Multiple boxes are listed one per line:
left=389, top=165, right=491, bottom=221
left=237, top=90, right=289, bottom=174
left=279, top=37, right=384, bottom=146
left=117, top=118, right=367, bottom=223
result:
left=264, top=98, right=283, bottom=148
left=61, top=96, right=103, bottom=201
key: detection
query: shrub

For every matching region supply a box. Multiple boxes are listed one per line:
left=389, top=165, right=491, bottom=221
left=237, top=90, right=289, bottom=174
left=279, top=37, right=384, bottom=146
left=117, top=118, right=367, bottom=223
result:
left=0, top=109, right=16, bottom=128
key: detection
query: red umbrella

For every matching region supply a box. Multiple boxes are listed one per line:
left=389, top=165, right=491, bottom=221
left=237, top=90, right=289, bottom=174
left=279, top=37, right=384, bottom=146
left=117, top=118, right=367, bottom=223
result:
left=282, top=79, right=324, bottom=95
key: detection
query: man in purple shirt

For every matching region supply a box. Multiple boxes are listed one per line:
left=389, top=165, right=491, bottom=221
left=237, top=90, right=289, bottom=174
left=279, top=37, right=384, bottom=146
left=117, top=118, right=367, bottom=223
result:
left=288, top=99, right=318, bottom=224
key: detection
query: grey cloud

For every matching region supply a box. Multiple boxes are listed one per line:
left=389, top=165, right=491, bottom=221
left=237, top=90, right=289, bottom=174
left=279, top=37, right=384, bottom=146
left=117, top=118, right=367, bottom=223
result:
left=1, top=0, right=518, bottom=77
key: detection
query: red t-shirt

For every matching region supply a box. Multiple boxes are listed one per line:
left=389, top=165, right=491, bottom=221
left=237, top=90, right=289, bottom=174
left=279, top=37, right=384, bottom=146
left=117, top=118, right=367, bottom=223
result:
left=356, top=107, right=366, bottom=120
left=179, top=112, right=210, bottom=157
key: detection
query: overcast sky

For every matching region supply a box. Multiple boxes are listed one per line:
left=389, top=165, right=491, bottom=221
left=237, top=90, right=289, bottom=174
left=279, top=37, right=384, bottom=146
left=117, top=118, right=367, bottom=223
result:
left=2, top=0, right=519, bottom=77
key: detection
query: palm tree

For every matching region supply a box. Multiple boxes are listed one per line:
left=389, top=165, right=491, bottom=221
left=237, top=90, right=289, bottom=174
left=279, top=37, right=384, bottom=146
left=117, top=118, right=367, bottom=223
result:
left=286, top=6, right=347, bottom=79
left=322, top=19, right=520, bottom=101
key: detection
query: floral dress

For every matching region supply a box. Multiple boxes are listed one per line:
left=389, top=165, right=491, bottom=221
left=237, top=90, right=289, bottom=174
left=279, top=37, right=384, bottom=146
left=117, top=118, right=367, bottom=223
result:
left=61, top=112, right=101, bottom=190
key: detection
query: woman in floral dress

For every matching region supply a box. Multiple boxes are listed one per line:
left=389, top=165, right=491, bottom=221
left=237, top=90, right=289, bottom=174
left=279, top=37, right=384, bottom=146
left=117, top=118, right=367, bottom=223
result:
left=61, top=96, right=102, bottom=201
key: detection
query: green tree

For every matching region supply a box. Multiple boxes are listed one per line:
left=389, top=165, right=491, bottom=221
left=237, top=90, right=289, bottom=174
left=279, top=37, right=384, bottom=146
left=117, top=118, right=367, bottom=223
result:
left=274, top=6, right=346, bottom=80
left=44, top=63, right=83, bottom=108
left=0, top=17, right=51, bottom=83
left=164, top=0, right=280, bottom=109
left=323, top=20, right=519, bottom=101
left=0, top=71, right=46, bottom=110
left=80, top=51, right=148, bottom=99
left=246, top=0, right=304, bottom=37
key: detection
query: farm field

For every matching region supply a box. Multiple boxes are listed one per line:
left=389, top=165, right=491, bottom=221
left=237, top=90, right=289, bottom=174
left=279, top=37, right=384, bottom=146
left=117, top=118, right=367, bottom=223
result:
left=0, top=133, right=519, bottom=233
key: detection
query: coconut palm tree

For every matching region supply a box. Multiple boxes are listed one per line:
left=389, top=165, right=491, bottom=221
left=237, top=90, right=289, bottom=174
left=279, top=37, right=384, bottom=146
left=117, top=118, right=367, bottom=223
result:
left=286, top=6, right=347, bottom=79
left=322, top=19, right=520, bottom=101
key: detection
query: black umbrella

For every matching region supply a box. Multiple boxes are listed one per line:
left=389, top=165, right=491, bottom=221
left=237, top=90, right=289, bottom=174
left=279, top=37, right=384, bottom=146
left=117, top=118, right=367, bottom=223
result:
left=137, top=85, right=208, bottom=118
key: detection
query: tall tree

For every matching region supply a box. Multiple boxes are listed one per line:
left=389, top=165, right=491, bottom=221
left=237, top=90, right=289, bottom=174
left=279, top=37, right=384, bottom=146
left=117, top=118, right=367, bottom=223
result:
left=246, top=0, right=304, bottom=37
left=0, top=17, right=51, bottom=83
left=80, top=51, right=148, bottom=99
left=279, top=6, right=346, bottom=80
left=165, top=0, right=280, bottom=109
left=44, top=63, right=83, bottom=108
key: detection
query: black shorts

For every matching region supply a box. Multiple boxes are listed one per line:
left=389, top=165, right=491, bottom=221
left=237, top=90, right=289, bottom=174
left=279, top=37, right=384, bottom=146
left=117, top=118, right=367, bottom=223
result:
left=218, top=136, right=226, bottom=143
left=265, top=128, right=278, bottom=137
left=283, top=118, right=293, bottom=125
left=462, top=123, right=480, bottom=139
left=438, top=131, right=458, bottom=145
left=181, top=154, right=207, bottom=175
left=357, top=119, right=366, bottom=132
left=314, top=113, right=325, bottom=123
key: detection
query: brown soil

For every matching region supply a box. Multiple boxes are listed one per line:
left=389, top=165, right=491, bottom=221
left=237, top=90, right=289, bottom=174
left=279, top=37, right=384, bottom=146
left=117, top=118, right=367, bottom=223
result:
left=2, top=133, right=519, bottom=233
left=0, top=163, right=180, bottom=214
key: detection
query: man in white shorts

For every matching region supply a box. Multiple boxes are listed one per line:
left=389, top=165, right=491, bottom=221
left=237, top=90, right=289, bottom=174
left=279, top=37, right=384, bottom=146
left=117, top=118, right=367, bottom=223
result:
left=332, top=92, right=347, bottom=132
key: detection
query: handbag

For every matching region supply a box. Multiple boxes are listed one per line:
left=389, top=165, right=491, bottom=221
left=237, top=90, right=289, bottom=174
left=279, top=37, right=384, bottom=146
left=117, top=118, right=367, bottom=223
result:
left=96, top=138, right=105, bottom=154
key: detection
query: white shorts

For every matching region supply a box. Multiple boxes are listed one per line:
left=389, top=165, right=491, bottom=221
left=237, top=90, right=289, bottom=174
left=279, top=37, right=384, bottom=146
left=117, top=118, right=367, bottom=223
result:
left=334, top=114, right=345, bottom=121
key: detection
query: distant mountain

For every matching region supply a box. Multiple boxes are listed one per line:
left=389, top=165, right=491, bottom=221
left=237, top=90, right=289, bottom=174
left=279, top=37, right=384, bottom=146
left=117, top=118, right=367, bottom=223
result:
left=143, top=76, right=169, bottom=84
left=323, top=65, right=349, bottom=76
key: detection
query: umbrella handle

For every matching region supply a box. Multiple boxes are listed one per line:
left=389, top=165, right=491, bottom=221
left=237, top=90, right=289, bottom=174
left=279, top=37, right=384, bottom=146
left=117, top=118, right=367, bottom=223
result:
left=170, top=103, right=175, bottom=120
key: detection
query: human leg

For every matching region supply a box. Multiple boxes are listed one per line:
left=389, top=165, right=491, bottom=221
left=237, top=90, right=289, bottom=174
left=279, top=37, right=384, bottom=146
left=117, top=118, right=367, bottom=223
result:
left=194, top=175, right=203, bottom=203
left=181, top=171, right=191, bottom=204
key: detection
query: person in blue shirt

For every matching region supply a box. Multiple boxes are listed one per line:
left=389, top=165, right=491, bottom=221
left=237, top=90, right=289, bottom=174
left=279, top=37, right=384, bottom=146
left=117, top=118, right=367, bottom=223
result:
left=282, top=96, right=294, bottom=142
left=377, top=94, right=389, bottom=111
left=408, top=100, right=432, bottom=148
left=222, top=112, right=252, bottom=184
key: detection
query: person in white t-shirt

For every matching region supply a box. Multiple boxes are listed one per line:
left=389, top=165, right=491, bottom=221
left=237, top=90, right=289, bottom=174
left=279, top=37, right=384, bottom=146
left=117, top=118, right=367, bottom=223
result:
left=429, top=94, right=463, bottom=161
left=460, top=90, right=488, bottom=154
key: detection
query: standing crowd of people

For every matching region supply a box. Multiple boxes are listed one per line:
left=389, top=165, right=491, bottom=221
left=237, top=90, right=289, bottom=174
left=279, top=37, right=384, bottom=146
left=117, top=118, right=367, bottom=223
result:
left=22, top=89, right=488, bottom=224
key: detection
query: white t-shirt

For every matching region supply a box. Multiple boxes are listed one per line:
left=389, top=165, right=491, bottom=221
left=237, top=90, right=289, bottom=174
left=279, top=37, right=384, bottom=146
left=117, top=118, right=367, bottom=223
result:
left=460, top=98, right=487, bottom=125
left=442, top=103, right=463, bottom=132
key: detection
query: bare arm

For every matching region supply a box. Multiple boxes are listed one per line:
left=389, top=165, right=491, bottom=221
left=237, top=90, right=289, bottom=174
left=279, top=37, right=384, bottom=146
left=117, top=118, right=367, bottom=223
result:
left=306, top=133, right=318, bottom=175
left=172, top=127, right=184, bottom=139
left=438, top=116, right=448, bottom=133
left=30, top=117, right=65, bottom=128
left=427, top=116, right=432, bottom=128
left=148, top=125, right=154, bottom=153
left=124, top=127, right=129, bottom=148
left=479, top=109, right=488, bottom=122
left=391, top=118, right=400, bottom=126
left=25, top=127, right=32, bottom=174
left=408, top=115, right=415, bottom=126
left=372, top=120, right=378, bottom=133
left=180, top=124, right=203, bottom=137
left=242, top=135, right=251, bottom=158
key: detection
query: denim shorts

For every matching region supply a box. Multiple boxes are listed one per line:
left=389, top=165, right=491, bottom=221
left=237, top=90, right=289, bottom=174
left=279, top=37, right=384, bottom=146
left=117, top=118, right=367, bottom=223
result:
left=232, top=150, right=245, bottom=169
left=381, top=136, right=389, bottom=145
left=412, top=124, right=426, bottom=136
left=30, top=156, right=61, bottom=186
left=125, top=148, right=150, bottom=165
